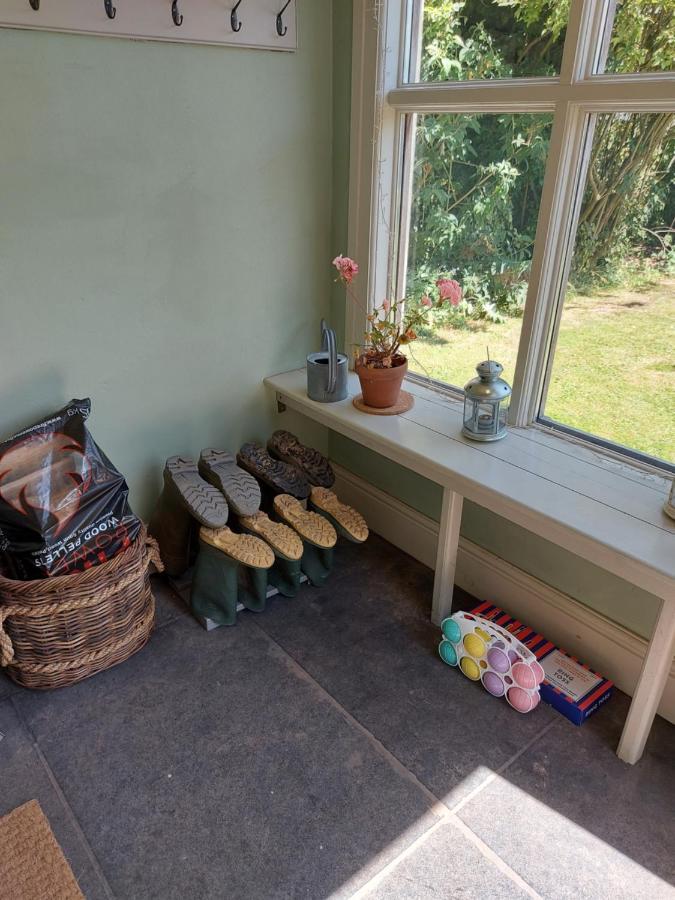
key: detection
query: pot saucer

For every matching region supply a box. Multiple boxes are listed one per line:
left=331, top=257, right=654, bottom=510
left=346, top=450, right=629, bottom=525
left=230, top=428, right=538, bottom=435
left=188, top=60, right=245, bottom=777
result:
left=352, top=391, right=415, bottom=416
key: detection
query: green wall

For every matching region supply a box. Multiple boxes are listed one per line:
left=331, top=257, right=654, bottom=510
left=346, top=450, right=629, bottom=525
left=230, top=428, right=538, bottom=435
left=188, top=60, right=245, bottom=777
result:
left=0, top=1, right=332, bottom=518
left=327, top=1, right=660, bottom=641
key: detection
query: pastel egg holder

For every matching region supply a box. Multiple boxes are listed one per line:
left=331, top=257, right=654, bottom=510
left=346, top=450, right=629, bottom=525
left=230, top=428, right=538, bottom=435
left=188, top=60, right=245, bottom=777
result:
left=438, top=611, right=544, bottom=714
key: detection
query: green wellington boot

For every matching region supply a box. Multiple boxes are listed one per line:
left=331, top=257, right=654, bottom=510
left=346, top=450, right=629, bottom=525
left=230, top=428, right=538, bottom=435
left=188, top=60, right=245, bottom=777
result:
left=190, top=527, right=274, bottom=625
left=239, top=511, right=304, bottom=597
left=150, top=456, right=229, bottom=577
left=272, top=494, right=337, bottom=587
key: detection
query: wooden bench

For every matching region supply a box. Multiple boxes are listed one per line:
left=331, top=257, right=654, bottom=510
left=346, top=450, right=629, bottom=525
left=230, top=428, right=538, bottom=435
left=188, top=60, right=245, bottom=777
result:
left=265, top=368, right=675, bottom=764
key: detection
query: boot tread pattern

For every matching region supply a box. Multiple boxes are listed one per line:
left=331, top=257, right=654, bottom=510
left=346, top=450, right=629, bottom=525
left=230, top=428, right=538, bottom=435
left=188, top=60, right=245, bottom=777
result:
left=273, top=495, right=337, bottom=549
left=267, top=430, right=335, bottom=488
left=199, top=449, right=261, bottom=516
left=239, top=511, right=303, bottom=561
left=310, top=487, right=369, bottom=543
left=165, top=457, right=229, bottom=527
left=200, top=526, right=275, bottom=569
left=237, top=443, right=310, bottom=499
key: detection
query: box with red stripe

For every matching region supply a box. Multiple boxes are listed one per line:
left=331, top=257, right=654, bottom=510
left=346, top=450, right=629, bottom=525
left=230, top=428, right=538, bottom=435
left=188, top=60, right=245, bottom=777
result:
left=471, top=602, right=614, bottom=725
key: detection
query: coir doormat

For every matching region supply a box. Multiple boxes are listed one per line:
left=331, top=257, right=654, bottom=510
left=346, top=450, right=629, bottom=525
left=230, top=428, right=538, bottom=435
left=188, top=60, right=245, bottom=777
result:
left=0, top=800, right=84, bottom=900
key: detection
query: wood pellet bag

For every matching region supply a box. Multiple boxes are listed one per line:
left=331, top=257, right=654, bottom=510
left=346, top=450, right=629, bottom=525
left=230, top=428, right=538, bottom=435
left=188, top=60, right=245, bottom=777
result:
left=0, top=399, right=141, bottom=579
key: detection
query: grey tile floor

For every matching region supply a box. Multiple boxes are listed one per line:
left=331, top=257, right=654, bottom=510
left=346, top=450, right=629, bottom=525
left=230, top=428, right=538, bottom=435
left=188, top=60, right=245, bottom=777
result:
left=1, top=533, right=673, bottom=899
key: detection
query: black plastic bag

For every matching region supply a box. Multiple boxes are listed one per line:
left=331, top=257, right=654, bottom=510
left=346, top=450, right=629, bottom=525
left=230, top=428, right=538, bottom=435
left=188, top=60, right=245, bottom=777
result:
left=0, top=399, right=141, bottom=579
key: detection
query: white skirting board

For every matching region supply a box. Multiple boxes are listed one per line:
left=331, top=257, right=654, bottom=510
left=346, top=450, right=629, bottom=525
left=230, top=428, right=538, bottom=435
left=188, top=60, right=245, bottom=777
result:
left=332, top=463, right=675, bottom=724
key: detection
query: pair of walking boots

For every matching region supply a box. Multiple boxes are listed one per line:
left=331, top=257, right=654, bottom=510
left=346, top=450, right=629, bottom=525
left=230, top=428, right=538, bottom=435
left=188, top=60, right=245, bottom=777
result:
left=238, top=431, right=369, bottom=543
left=236, top=430, right=369, bottom=578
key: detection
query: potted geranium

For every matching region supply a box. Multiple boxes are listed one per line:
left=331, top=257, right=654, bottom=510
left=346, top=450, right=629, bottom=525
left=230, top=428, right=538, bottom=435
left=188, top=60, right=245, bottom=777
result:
left=333, top=254, right=462, bottom=408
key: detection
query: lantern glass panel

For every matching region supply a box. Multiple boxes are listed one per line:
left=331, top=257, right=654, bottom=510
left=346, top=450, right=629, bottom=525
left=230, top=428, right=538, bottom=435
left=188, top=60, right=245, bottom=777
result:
left=463, top=396, right=475, bottom=430
left=476, top=402, right=498, bottom=434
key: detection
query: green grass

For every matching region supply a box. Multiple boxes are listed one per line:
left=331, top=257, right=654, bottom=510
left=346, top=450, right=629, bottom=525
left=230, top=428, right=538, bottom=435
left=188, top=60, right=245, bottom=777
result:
left=409, top=276, right=674, bottom=462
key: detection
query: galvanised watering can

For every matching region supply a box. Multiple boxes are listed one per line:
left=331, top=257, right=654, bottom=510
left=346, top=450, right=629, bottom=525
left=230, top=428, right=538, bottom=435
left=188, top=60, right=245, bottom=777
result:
left=306, top=320, right=348, bottom=403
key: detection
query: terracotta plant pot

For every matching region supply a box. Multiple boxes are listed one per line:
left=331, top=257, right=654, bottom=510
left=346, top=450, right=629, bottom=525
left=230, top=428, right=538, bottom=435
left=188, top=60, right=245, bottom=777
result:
left=355, top=356, right=408, bottom=408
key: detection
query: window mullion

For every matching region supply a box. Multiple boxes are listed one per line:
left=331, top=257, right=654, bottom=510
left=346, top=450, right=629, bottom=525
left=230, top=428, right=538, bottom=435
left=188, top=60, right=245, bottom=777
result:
left=346, top=0, right=406, bottom=359
left=509, top=103, right=593, bottom=427
left=562, top=0, right=614, bottom=83
left=509, top=0, right=608, bottom=426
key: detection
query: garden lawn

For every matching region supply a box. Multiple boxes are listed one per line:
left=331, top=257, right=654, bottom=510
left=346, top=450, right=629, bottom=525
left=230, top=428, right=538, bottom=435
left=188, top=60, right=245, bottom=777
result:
left=409, top=276, right=674, bottom=462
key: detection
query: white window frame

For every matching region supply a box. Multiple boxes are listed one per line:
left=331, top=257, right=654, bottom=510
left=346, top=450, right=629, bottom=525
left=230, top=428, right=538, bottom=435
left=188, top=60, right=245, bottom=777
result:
left=346, top=0, right=675, bottom=473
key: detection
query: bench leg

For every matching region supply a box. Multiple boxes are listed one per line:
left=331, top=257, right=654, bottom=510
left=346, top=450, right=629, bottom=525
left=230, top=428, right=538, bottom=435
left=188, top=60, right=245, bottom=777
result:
left=617, top=598, right=675, bottom=765
left=431, top=488, right=463, bottom=626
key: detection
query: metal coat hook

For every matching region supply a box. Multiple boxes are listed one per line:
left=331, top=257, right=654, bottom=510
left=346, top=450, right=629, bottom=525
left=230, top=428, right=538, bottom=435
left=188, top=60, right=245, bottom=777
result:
left=276, top=0, right=291, bottom=37
left=104, top=0, right=116, bottom=19
left=171, top=0, right=183, bottom=26
left=29, top=0, right=39, bottom=9
left=231, top=0, right=243, bottom=32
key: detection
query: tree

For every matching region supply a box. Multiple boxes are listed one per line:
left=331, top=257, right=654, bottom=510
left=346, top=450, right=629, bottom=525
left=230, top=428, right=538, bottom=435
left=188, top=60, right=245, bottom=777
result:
left=408, top=0, right=674, bottom=321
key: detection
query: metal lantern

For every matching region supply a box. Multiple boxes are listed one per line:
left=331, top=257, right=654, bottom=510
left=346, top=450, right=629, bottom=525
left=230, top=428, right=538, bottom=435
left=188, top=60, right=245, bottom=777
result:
left=462, top=360, right=511, bottom=442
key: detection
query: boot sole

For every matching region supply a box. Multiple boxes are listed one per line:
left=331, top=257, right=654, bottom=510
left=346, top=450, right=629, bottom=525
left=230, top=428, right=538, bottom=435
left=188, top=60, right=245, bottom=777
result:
left=267, top=430, right=335, bottom=488
left=199, top=449, right=261, bottom=517
left=309, top=487, right=369, bottom=543
left=239, top=511, right=303, bottom=561
left=237, top=443, right=310, bottom=499
left=165, top=457, right=229, bottom=528
left=200, top=526, right=275, bottom=569
left=273, top=494, right=337, bottom=549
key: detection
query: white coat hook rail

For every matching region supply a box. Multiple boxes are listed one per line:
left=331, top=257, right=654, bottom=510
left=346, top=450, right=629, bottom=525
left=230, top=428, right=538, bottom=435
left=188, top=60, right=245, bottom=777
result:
left=231, top=0, right=243, bottom=32
left=276, top=0, right=291, bottom=36
left=2, top=0, right=297, bottom=51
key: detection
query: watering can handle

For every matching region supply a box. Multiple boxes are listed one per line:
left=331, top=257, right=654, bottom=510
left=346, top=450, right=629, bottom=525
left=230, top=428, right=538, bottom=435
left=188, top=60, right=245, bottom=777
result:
left=320, top=319, right=337, bottom=394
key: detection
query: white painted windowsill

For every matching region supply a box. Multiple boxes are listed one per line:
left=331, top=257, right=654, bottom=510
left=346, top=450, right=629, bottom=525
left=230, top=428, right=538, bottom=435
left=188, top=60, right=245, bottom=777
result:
left=265, top=367, right=675, bottom=603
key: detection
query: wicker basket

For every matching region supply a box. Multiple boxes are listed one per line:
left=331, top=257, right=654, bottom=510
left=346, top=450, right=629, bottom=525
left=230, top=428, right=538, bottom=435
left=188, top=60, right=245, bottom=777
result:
left=0, top=527, right=162, bottom=690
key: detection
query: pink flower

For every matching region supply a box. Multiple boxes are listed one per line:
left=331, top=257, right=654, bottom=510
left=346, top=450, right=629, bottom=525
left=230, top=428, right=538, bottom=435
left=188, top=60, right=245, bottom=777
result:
left=420, top=295, right=433, bottom=308
left=381, top=298, right=391, bottom=314
left=333, top=255, right=359, bottom=284
left=436, top=278, right=462, bottom=306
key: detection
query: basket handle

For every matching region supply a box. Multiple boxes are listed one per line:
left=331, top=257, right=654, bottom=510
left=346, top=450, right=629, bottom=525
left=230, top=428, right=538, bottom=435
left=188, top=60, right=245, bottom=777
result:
left=0, top=608, right=15, bottom=667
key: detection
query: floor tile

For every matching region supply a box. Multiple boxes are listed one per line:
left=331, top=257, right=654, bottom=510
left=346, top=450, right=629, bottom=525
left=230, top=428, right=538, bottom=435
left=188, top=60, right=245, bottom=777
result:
left=255, top=534, right=558, bottom=807
left=457, top=703, right=675, bottom=900
left=357, top=819, right=530, bottom=899
left=150, top=573, right=190, bottom=629
left=13, top=613, right=440, bottom=900
left=0, top=699, right=111, bottom=900
left=0, top=670, right=18, bottom=702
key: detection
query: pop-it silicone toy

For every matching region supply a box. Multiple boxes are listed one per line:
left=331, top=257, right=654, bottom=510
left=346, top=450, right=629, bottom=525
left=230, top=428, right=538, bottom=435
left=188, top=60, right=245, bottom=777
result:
left=438, top=611, right=544, bottom=713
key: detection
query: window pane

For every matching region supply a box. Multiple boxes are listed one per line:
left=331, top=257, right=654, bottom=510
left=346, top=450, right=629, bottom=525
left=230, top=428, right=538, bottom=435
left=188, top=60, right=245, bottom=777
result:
left=542, top=112, right=675, bottom=464
left=405, top=113, right=552, bottom=391
left=412, top=0, right=566, bottom=83
left=601, top=1, right=675, bottom=75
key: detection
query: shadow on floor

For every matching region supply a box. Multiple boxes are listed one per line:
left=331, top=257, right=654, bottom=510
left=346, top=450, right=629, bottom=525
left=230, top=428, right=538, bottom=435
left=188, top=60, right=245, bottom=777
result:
left=0, top=533, right=673, bottom=899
